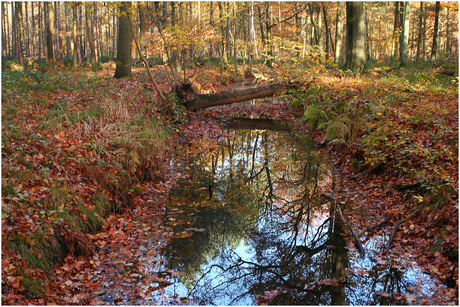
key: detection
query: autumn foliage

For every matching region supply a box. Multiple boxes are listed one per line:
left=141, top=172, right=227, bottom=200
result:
left=1, top=57, right=457, bottom=304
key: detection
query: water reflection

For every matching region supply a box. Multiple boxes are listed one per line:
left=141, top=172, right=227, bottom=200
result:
left=156, top=123, right=439, bottom=305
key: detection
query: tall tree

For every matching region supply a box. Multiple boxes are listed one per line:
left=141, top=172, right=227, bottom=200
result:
left=113, top=2, right=132, bottom=78
left=248, top=2, right=256, bottom=64
left=46, top=1, right=55, bottom=60
left=1, top=3, right=7, bottom=57
left=218, top=2, right=228, bottom=66
left=12, top=2, right=17, bottom=59
left=399, top=1, right=411, bottom=66
left=323, top=5, right=330, bottom=61
left=416, top=2, right=425, bottom=61
left=24, top=2, right=29, bottom=57
left=345, top=2, right=366, bottom=68
left=392, top=2, right=401, bottom=59
left=71, top=3, right=78, bottom=68
left=15, top=2, right=27, bottom=69
left=85, top=3, right=98, bottom=71
left=55, top=2, right=62, bottom=59
left=430, top=1, right=441, bottom=61
left=38, top=2, right=42, bottom=58
left=334, top=2, right=343, bottom=63
left=138, top=2, right=147, bottom=58
left=209, top=1, right=215, bottom=58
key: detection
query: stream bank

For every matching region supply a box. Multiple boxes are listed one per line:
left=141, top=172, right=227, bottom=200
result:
left=88, top=104, right=454, bottom=305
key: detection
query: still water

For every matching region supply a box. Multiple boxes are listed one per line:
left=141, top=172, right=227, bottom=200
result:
left=150, top=119, right=442, bottom=305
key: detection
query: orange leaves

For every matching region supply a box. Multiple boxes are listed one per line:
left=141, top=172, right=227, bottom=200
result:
left=255, top=288, right=287, bottom=305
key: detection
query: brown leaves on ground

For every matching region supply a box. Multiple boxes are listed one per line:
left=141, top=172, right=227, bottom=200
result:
left=2, top=64, right=457, bottom=304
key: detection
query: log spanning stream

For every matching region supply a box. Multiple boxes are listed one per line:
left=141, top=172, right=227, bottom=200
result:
left=147, top=118, right=443, bottom=305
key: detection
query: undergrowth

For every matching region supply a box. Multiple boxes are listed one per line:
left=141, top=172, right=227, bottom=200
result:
left=2, top=68, right=171, bottom=296
left=286, top=59, right=458, bottom=197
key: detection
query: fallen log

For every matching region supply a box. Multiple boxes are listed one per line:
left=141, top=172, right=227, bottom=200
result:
left=180, top=82, right=300, bottom=111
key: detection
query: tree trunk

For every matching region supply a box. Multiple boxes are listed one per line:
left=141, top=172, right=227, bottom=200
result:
left=1, top=3, right=7, bottom=57
left=392, top=2, right=400, bottom=59
left=85, top=3, right=97, bottom=71
left=71, top=3, right=78, bottom=68
left=445, top=6, right=451, bottom=54
left=399, top=1, right=411, bottom=66
left=113, top=2, right=132, bottom=78
left=12, top=2, right=17, bottom=60
left=138, top=2, right=147, bottom=58
left=182, top=82, right=299, bottom=111
left=15, top=2, right=27, bottom=70
left=112, top=6, right=117, bottom=59
left=364, top=4, right=370, bottom=60
left=334, top=2, right=343, bottom=63
left=55, top=2, right=61, bottom=59
left=65, top=3, right=71, bottom=57
left=170, top=2, right=180, bottom=73
left=430, top=1, right=440, bottom=61
left=232, top=2, right=238, bottom=72
left=416, top=2, right=424, bottom=61
left=93, top=4, right=99, bottom=59
left=247, top=2, right=255, bottom=64
left=78, top=5, right=84, bottom=62
left=25, top=2, right=29, bottom=58
left=265, top=2, right=273, bottom=68
left=225, top=3, right=231, bottom=61
left=323, top=5, right=330, bottom=61
left=209, top=1, right=214, bottom=58
left=218, top=2, right=227, bottom=67
left=345, top=2, right=366, bottom=68
left=316, top=3, right=323, bottom=59
left=38, top=2, right=42, bottom=58
left=46, top=1, right=55, bottom=60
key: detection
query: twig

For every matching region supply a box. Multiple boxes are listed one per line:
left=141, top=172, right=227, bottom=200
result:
left=385, top=209, right=421, bottom=250
left=320, top=194, right=365, bottom=258
left=432, top=52, right=453, bottom=69
left=131, top=269, right=173, bottom=285
left=357, top=216, right=391, bottom=238
left=335, top=202, right=366, bottom=258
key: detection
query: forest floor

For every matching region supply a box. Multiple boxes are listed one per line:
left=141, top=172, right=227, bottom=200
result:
left=1, top=63, right=458, bottom=305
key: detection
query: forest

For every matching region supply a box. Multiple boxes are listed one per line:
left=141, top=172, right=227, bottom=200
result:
left=2, top=1, right=459, bottom=305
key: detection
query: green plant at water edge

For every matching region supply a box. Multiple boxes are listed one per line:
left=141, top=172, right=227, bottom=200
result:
left=303, top=106, right=328, bottom=130
left=5, top=228, right=63, bottom=273
left=325, top=117, right=358, bottom=145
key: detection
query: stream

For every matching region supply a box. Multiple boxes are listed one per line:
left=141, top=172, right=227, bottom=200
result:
left=141, top=118, right=443, bottom=305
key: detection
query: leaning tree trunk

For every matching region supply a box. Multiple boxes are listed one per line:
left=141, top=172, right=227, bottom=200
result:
left=180, top=82, right=299, bottom=111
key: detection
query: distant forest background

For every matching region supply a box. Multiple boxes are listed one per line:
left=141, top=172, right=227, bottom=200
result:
left=2, top=1, right=458, bottom=72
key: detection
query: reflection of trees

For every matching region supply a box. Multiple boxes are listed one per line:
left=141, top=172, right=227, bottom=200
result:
left=163, top=127, right=347, bottom=304
left=345, top=260, right=417, bottom=305
left=162, top=126, right=428, bottom=305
